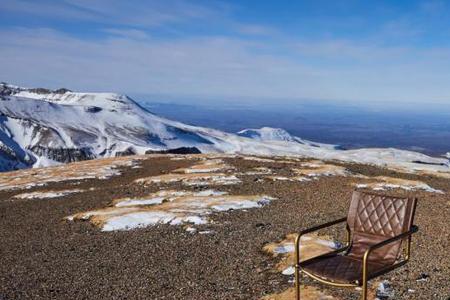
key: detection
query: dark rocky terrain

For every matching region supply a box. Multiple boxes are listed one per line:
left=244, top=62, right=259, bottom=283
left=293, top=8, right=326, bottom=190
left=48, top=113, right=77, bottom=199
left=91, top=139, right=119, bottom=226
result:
left=0, top=154, right=449, bottom=300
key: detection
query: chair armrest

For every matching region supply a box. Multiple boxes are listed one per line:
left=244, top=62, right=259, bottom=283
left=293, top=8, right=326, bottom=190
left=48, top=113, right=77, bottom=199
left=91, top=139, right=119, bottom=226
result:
left=298, top=217, right=347, bottom=237
left=364, top=225, right=418, bottom=255
left=362, top=225, right=419, bottom=277
left=295, top=217, right=349, bottom=264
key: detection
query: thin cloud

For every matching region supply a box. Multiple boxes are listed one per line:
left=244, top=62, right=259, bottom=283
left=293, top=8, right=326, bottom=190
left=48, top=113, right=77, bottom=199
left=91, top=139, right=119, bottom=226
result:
left=1, top=1, right=450, bottom=106
left=0, top=0, right=97, bottom=20
left=0, top=0, right=226, bottom=27
left=103, top=28, right=150, bottom=40
left=1, top=27, right=450, bottom=105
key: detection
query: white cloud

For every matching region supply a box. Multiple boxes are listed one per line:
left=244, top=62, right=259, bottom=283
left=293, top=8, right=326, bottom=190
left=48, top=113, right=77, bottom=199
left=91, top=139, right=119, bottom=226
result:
left=102, top=28, right=150, bottom=40
left=1, top=25, right=450, bottom=105
left=0, top=0, right=225, bottom=27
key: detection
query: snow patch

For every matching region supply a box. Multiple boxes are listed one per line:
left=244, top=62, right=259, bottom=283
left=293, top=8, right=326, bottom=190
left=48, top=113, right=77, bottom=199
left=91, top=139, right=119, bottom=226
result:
left=174, top=159, right=233, bottom=174
left=237, top=167, right=272, bottom=175
left=0, top=156, right=145, bottom=191
left=281, top=266, right=295, bottom=276
left=356, top=176, right=444, bottom=193
left=263, top=233, right=338, bottom=276
left=67, top=190, right=275, bottom=231
left=136, top=172, right=241, bottom=186
left=292, top=161, right=351, bottom=178
left=13, top=189, right=83, bottom=200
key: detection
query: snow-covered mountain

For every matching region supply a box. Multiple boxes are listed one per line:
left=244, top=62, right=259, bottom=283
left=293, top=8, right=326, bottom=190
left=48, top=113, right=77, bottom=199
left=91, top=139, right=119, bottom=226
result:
left=237, top=127, right=339, bottom=150
left=0, top=82, right=448, bottom=174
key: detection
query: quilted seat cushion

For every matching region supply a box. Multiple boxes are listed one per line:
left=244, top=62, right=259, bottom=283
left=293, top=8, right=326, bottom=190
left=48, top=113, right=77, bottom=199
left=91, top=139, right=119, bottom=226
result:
left=300, top=254, right=388, bottom=285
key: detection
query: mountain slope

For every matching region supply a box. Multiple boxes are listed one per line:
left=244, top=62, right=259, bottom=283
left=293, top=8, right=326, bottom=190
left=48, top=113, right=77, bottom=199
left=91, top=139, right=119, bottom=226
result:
left=0, top=83, right=448, bottom=175
left=237, top=127, right=339, bottom=150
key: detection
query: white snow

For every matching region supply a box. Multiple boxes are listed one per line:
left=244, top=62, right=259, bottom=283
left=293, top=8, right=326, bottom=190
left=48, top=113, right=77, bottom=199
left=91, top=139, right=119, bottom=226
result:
left=184, top=175, right=241, bottom=186
left=185, top=226, right=197, bottom=233
left=114, top=190, right=208, bottom=207
left=174, top=159, right=234, bottom=174
left=211, top=197, right=273, bottom=211
left=372, top=183, right=444, bottom=193
left=237, top=167, right=272, bottom=175
left=274, top=243, right=295, bottom=254
left=314, top=239, right=338, bottom=248
left=13, top=189, right=83, bottom=199
left=136, top=173, right=241, bottom=186
left=356, top=184, right=369, bottom=188
left=272, top=237, right=336, bottom=255
left=0, top=156, right=145, bottom=191
left=282, top=266, right=295, bottom=276
left=182, top=216, right=207, bottom=225
left=292, top=162, right=351, bottom=178
left=266, top=176, right=311, bottom=182
left=102, top=211, right=179, bottom=231
left=237, top=127, right=339, bottom=150
left=193, top=189, right=228, bottom=196
left=1, top=83, right=449, bottom=179
left=68, top=191, right=275, bottom=231
left=115, top=197, right=166, bottom=207
left=355, top=177, right=444, bottom=193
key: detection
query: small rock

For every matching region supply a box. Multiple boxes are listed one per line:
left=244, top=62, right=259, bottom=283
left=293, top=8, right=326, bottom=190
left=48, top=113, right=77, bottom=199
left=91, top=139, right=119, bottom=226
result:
left=416, top=273, right=429, bottom=282
left=376, top=280, right=394, bottom=299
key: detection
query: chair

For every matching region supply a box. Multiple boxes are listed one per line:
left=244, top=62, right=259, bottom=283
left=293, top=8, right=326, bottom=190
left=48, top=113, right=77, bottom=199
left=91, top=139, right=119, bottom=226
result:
left=294, top=190, right=418, bottom=300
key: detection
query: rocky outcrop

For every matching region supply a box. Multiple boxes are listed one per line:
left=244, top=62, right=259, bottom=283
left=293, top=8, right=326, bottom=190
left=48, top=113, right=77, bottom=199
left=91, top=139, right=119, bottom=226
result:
left=0, top=142, right=34, bottom=171
left=28, top=146, right=95, bottom=163
left=145, top=147, right=202, bottom=155
left=0, top=83, right=71, bottom=96
left=84, top=106, right=102, bottom=113
left=0, top=83, right=19, bottom=96
left=115, top=147, right=137, bottom=157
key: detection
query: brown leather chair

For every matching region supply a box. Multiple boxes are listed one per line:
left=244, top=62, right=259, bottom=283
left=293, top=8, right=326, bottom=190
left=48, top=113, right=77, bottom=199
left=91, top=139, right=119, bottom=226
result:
left=294, top=190, right=418, bottom=300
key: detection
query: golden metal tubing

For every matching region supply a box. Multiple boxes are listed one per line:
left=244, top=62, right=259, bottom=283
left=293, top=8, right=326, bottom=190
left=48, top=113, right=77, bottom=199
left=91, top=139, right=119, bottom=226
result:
left=345, top=224, right=351, bottom=247
left=364, top=226, right=418, bottom=255
left=300, top=246, right=349, bottom=267
left=295, top=233, right=301, bottom=300
left=298, top=217, right=347, bottom=236
left=361, top=225, right=418, bottom=300
left=367, top=260, right=408, bottom=280
left=362, top=250, right=370, bottom=300
left=301, top=269, right=358, bottom=288
left=294, top=217, right=349, bottom=300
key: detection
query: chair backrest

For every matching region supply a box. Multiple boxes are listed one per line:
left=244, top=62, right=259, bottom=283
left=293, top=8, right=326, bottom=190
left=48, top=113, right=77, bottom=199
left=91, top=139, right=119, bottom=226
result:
left=347, top=190, right=417, bottom=264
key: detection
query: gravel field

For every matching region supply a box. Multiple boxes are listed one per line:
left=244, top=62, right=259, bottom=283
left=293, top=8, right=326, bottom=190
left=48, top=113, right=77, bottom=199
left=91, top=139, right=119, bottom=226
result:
left=0, top=155, right=449, bottom=300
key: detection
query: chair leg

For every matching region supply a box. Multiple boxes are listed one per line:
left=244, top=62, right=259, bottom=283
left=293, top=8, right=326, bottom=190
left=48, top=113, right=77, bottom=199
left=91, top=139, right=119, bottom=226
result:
left=295, top=263, right=300, bottom=300
left=294, top=234, right=301, bottom=300
left=361, top=278, right=368, bottom=300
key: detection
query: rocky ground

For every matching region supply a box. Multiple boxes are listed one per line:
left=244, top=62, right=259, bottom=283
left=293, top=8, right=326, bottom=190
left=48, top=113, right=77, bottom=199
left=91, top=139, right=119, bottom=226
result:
left=0, top=154, right=449, bottom=300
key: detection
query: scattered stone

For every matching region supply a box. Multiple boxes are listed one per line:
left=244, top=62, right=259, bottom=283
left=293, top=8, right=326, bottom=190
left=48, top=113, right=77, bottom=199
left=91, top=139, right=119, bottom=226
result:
left=416, top=273, right=429, bottom=282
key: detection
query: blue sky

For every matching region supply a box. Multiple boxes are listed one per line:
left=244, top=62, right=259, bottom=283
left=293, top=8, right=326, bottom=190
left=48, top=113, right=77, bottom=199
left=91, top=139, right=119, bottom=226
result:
left=1, top=0, right=450, bottom=107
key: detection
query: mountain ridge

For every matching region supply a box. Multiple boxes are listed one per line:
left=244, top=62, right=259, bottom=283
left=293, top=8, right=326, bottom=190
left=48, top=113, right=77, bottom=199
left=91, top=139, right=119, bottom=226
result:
left=0, top=82, right=448, bottom=175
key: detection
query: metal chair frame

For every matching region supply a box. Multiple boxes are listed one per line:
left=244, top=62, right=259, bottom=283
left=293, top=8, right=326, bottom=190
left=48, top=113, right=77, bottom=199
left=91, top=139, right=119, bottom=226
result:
left=294, top=217, right=418, bottom=300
